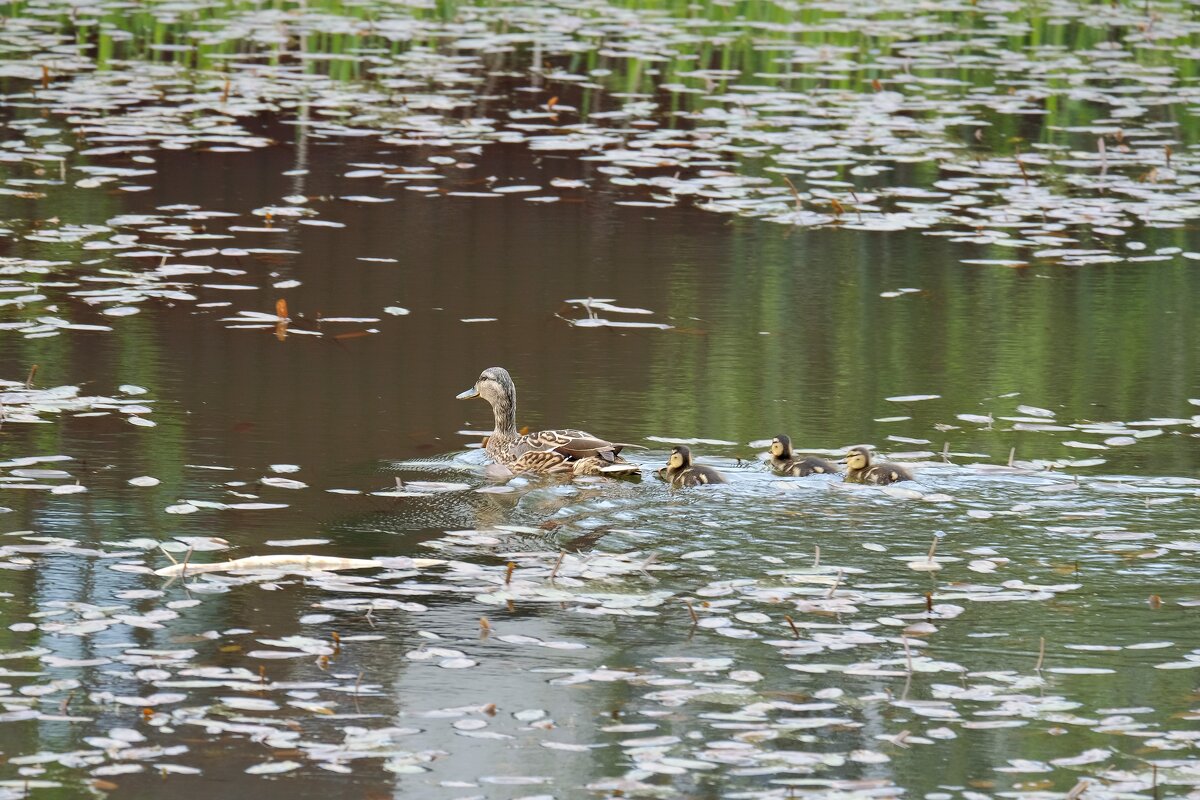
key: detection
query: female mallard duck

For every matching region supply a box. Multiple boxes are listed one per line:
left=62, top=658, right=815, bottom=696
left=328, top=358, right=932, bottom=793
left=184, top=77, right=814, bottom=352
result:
left=769, top=434, right=838, bottom=477
left=843, top=446, right=913, bottom=485
left=657, top=445, right=728, bottom=488
left=457, top=367, right=640, bottom=477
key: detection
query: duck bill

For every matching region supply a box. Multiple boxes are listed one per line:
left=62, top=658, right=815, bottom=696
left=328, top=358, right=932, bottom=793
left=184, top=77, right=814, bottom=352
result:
left=456, top=387, right=479, bottom=400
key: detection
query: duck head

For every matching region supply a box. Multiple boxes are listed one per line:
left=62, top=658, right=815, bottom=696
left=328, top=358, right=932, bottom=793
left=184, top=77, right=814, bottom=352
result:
left=845, top=446, right=872, bottom=471
left=457, top=367, right=515, bottom=404
left=667, top=445, right=692, bottom=470
left=769, top=434, right=792, bottom=459
left=457, top=367, right=517, bottom=433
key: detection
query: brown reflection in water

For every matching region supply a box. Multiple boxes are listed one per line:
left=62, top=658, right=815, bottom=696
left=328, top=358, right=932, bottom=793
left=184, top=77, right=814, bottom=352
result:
left=0, top=134, right=1196, bottom=513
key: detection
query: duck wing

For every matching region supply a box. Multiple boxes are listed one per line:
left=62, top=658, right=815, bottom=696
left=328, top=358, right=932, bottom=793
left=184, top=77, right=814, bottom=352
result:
left=499, top=434, right=569, bottom=473
left=503, top=430, right=642, bottom=475
left=571, top=456, right=641, bottom=477
left=509, top=449, right=570, bottom=474
left=522, top=429, right=630, bottom=460
left=691, top=466, right=728, bottom=485
left=783, top=457, right=838, bottom=477
left=867, top=463, right=913, bottom=484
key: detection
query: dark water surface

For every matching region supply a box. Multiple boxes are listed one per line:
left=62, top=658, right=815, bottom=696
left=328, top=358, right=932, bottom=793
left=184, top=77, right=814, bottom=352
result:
left=0, top=126, right=1197, bottom=799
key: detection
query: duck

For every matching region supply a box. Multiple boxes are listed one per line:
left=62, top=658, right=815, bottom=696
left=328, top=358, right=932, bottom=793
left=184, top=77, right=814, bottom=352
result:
left=768, top=434, right=839, bottom=477
left=656, top=445, right=728, bottom=488
left=843, top=445, right=913, bottom=485
left=457, top=367, right=641, bottom=477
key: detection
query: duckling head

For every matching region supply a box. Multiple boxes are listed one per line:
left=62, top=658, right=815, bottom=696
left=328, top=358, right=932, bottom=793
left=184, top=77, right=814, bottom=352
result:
left=845, top=446, right=872, bottom=471
left=457, top=367, right=515, bottom=407
left=770, top=434, right=792, bottom=458
left=667, top=445, right=692, bottom=470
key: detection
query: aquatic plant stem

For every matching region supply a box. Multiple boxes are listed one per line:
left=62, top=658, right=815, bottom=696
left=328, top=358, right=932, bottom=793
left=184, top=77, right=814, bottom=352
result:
left=826, top=568, right=842, bottom=598
left=548, top=550, right=565, bottom=584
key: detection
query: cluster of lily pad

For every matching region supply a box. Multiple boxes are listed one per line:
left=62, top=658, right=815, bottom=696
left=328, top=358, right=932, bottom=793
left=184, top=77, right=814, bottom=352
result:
left=0, top=447, right=1197, bottom=795
left=0, top=0, right=1198, bottom=794
left=1, top=0, right=1199, bottom=310
left=0, top=363, right=1196, bottom=795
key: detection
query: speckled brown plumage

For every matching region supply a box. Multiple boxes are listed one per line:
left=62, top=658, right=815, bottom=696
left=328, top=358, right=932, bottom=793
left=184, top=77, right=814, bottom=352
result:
left=458, top=367, right=640, bottom=477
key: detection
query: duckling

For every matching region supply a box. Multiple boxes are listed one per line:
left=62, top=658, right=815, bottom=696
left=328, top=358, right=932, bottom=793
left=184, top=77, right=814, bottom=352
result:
left=843, top=445, right=913, bottom=485
left=657, top=445, right=728, bottom=488
left=769, top=434, right=839, bottom=477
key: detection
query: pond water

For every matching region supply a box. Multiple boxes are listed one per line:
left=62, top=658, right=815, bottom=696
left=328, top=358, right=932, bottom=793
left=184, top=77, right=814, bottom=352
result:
left=0, top=0, right=1198, bottom=797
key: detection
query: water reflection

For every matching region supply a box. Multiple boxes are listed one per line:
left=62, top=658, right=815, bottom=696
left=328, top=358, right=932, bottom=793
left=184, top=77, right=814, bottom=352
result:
left=0, top=113, right=1195, bottom=799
